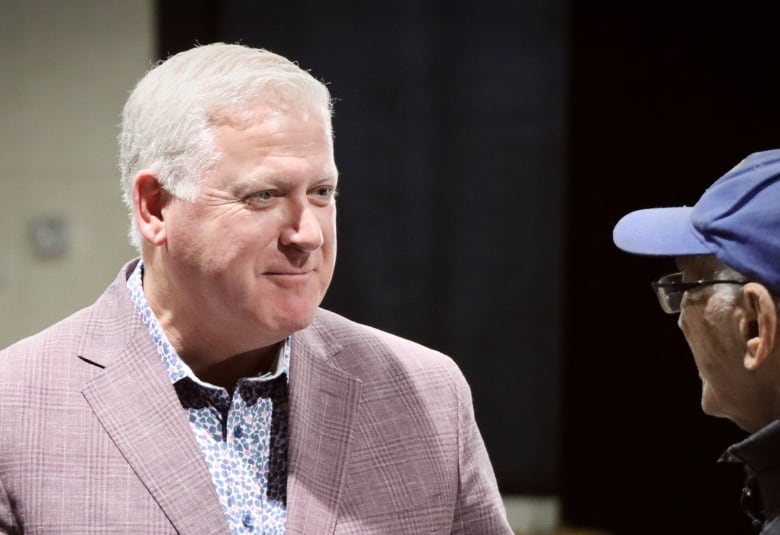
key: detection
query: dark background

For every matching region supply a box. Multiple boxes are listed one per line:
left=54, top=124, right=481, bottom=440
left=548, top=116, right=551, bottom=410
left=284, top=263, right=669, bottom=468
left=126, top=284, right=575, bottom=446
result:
left=158, top=1, right=780, bottom=533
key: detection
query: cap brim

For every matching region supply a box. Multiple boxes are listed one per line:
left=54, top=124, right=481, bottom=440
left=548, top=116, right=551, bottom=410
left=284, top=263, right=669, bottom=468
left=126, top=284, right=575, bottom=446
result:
left=613, top=207, right=712, bottom=256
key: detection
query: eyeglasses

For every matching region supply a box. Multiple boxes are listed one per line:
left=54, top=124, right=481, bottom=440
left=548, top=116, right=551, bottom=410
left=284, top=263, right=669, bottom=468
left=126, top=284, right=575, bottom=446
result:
left=650, top=272, right=747, bottom=314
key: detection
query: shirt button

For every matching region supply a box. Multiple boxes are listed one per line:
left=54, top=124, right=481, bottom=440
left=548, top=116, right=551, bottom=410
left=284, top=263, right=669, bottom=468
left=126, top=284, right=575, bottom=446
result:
left=233, top=425, right=243, bottom=438
left=242, top=512, right=254, bottom=528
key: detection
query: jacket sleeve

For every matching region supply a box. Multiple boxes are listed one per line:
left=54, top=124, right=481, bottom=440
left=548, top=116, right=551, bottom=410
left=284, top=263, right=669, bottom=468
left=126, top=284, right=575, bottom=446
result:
left=450, top=370, right=514, bottom=534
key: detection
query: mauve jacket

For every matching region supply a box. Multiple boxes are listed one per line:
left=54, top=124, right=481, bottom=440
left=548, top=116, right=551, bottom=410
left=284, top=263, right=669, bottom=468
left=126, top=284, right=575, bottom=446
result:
left=0, top=259, right=512, bottom=534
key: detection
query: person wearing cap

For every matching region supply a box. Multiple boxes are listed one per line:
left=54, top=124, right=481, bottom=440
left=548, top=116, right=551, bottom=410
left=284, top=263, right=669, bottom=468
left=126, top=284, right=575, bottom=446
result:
left=613, top=149, right=780, bottom=534
left=0, top=43, right=512, bottom=534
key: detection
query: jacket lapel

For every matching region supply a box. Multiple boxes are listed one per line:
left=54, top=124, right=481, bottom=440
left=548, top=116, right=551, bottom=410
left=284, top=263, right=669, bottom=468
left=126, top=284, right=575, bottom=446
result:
left=81, top=326, right=228, bottom=534
left=78, top=263, right=228, bottom=534
left=286, top=318, right=362, bottom=534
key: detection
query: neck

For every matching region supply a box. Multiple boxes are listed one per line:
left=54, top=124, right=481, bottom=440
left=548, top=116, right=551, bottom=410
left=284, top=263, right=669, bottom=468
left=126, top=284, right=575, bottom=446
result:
left=139, top=252, right=283, bottom=391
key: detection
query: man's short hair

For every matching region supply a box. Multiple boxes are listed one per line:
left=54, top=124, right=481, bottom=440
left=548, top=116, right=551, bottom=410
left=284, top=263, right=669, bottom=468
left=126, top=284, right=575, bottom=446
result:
left=118, top=43, right=333, bottom=249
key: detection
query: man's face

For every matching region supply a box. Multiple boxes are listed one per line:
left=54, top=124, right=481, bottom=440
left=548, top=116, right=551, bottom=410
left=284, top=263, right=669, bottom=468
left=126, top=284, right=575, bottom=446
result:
left=160, top=105, right=338, bottom=352
left=676, top=256, right=758, bottom=429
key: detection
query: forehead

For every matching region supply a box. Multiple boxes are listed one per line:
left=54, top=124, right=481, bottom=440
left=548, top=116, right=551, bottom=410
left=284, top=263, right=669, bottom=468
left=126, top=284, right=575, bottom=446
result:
left=211, top=96, right=332, bottom=132
left=206, top=105, right=337, bottom=189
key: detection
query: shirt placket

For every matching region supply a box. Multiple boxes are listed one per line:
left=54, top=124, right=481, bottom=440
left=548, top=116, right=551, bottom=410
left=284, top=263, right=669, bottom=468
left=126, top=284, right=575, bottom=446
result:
left=226, top=382, right=273, bottom=534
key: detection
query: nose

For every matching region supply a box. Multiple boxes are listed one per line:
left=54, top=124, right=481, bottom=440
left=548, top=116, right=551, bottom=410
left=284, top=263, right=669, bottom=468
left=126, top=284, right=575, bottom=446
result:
left=677, top=310, right=687, bottom=334
left=280, top=203, right=324, bottom=252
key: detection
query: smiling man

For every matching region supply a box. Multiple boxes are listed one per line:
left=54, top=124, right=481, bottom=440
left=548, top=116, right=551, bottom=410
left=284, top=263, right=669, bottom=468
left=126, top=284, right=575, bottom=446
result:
left=0, top=43, right=511, bottom=534
left=613, top=149, right=780, bottom=534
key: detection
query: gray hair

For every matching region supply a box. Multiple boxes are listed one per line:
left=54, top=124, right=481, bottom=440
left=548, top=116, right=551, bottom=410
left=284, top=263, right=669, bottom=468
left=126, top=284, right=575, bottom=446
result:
left=712, top=262, right=780, bottom=311
left=118, top=42, right=334, bottom=249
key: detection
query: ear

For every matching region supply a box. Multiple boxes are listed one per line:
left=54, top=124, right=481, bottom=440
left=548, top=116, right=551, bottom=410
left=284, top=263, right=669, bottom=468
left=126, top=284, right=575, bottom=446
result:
left=132, top=171, right=170, bottom=246
left=742, top=282, right=778, bottom=371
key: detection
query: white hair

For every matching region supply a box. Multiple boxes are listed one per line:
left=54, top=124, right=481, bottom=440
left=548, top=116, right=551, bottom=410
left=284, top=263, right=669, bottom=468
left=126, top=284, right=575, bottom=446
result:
left=707, top=263, right=746, bottom=317
left=711, top=262, right=780, bottom=312
left=118, top=42, right=333, bottom=249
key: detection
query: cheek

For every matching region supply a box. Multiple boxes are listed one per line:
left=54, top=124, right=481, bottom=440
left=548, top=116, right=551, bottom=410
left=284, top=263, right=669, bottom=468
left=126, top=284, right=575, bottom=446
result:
left=164, top=221, right=199, bottom=262
left=320, top=209, right=337, bottom=243
left=165, top=203, right=213, bottom=249
left=679, top=316, right=717, bottom=370
left=167, top=218, right=240, bottom=272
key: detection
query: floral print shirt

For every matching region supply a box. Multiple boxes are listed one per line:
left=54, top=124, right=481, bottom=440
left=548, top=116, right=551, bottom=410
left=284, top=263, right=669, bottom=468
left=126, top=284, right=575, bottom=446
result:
left=127, top=261, right=289, bottom=534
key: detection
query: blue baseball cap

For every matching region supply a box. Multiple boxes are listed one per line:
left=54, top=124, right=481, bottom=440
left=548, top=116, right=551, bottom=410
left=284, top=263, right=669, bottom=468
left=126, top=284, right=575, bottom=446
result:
left=612, top=149, right=780, bottom=294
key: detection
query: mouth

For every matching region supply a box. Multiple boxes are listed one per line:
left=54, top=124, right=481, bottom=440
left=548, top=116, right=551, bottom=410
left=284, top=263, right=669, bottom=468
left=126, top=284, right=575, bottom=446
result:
left=264, top=271, right=315, bottom=291
left=264, top=270, right=316, bottom=284
left=266, top=269, right=315, bottom=276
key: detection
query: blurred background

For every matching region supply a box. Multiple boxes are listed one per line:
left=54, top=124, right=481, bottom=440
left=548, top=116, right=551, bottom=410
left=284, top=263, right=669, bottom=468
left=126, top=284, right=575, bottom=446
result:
left=2, top=0, right=780, bottom=533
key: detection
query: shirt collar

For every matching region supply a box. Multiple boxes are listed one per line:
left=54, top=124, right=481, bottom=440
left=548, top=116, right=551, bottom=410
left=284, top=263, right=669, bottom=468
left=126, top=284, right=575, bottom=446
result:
left=721, top=420, right=780, bottom=471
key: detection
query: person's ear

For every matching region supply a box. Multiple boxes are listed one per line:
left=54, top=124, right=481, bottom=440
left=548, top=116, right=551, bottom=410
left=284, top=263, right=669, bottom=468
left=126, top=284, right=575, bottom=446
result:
left=133, top=171, right=170, bottom=246
left=742, top=282, right=778, bottom=371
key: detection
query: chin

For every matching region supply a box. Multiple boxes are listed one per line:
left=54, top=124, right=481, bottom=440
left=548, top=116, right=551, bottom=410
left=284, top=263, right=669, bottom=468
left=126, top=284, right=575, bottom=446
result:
left=700, top=389, right=720, bottom=418
left=701, top=395, right=742, bottom=427
left=269, top=305, right=319, bottom=334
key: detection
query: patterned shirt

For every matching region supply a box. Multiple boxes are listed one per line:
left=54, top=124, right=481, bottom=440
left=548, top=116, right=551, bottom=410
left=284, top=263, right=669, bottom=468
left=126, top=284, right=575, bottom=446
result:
left=127, top=261, right=289, bottom=534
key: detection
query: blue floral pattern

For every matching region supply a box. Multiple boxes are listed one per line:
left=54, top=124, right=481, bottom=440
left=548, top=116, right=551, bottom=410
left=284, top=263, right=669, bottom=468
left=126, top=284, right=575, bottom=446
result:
left=127, top=261, right=289, bottom=534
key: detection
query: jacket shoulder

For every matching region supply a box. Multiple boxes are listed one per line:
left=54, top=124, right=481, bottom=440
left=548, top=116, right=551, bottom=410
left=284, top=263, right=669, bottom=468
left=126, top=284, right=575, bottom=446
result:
left=307, top=308, right=469, bottom=392
left=0, top=306, right=93, bottom=373
left=0, top=260, right=139, bottom=382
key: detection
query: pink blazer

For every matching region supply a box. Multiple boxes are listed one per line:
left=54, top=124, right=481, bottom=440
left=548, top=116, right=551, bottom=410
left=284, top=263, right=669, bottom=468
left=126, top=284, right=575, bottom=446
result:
left=0, top=260, right=512, bottom=534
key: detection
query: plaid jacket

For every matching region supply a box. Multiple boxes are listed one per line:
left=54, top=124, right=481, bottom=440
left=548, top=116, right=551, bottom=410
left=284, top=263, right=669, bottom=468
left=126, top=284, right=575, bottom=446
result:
left=0, top=260, right=511, bottom=534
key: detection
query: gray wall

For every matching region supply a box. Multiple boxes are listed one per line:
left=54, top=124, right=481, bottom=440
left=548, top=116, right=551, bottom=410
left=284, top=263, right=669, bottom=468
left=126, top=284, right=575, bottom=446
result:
left=0, top=0, right=154, bottom=347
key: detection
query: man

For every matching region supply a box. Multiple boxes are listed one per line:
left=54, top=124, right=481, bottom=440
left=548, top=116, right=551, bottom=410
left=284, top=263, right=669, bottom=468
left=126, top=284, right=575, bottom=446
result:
left=613, top=149, right=780, bottom=534
left=0, top=43, right=512, bottom=534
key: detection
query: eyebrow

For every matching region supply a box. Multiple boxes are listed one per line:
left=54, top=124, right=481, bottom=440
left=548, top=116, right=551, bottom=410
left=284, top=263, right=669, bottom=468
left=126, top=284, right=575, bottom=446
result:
left=229, top=172, right=338, bottom=193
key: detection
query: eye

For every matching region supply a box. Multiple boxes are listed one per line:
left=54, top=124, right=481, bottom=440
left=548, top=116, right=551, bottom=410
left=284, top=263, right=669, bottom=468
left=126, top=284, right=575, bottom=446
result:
left=311, top=185, right=337, bottom=203
left=243, top=190, right=275, bottom=205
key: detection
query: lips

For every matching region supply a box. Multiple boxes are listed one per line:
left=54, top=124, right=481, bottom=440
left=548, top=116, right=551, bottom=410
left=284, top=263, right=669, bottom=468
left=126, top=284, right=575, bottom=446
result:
left=265, top=270, right=314, bottom=276
left=263, top=270, right=317, bottom=285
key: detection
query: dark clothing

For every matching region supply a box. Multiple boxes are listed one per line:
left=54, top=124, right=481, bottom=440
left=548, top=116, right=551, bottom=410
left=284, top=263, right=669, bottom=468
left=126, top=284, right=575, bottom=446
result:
left=721, top=420, right=780, bottom=534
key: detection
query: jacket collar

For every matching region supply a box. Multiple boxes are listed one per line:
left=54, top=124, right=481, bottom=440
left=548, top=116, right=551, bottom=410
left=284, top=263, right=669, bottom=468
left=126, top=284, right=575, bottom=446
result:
left=722, top=419, right=780, bottom=522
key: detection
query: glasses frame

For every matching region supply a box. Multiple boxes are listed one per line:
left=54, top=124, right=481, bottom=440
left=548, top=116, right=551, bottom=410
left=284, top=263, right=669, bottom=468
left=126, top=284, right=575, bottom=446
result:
left=650, top=272, right=747, bottom=314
